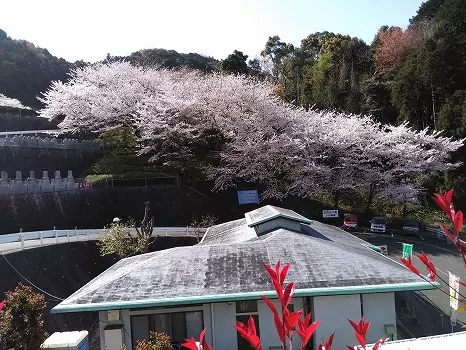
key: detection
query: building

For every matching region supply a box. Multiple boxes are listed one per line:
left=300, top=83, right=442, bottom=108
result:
left=52, top=206, right=434, bottom=350
left=368, top=331, right=466, bottom=349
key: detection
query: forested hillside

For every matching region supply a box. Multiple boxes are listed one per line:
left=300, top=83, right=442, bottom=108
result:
left=261, top=0, right=466, bottom=134
left=0, top=29, right=71, bottom=109
left=0, top=30, right=219, bottom=110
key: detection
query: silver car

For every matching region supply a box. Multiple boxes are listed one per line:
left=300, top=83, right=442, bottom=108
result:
left=403, top=220, right=420, bottom=235
left=371, top=217, right=387, bottom=233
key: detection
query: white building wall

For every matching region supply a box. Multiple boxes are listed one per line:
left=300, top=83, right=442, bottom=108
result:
left=362, top=293, right=397, bottom=342
left=257, top=297, right=304, bottom=350
left=313, top=295, right=362, bottom=349
left=211, top=302, right=237, bottom=350
left=98, top=309, right=129, bottom=350
left=98, top=293, right=395, bottom=350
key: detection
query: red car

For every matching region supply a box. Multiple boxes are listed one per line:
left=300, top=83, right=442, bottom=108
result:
left=343, top=214, right=358, bottom=231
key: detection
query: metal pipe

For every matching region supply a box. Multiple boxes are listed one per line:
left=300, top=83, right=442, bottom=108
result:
left=210, top=303, right=216, bottom=348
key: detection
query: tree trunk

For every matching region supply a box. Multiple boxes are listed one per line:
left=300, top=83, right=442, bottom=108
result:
left=402, top=203, right=407, bottom=218
left=333, top=190, right=340, bottom=207
left=431, top=83, right=436, bottom=127
left=365, top=182, right=376, bottom=212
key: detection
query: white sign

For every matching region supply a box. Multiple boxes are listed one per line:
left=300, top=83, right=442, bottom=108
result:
left=379, top=245, right=388, bottom=256
left=449, top=271, right=460, bottom=311
left=322, top=210, right=339, bottom=218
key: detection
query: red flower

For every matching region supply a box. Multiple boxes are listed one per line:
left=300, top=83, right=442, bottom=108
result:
left=264, top=261, right=290, bottom=300
left=181, top=338, right=200, bottom=350
left=399, top=256, right=420, bottom=275
left=441, top=225, right=458, bottom=245
left=347, top=317, right=371, bottom=348
left=234, top=316, right=262, bottom=350
left=417, top=251, right=437, bottom=282
left=433, top=189, right=455, bottom=220
left=373, top=337, right=388, bottom=350
left=317, top=332, right=334, bottom=350
left=297, top=313, right=321, bottom=350
left=0, top=300, right=4, bottom=312
left=181, top=328, right=212, bottom=350
left=453, top=211, right=463, bottom=236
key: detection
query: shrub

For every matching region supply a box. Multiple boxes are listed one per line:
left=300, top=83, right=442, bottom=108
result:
left=136, top=332, right=172, bottom=350
left=0, top=283, right=48, bottom=349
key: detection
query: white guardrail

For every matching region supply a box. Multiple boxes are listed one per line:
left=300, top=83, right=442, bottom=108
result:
left=0, top=227, right=207, bottom=250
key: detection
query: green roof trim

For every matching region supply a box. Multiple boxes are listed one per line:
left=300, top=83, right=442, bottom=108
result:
left=362, top=243, right=382, bottom=253
left=51, top=281, right=435, bottom=314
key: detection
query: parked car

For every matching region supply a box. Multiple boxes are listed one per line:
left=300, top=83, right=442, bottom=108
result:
left=343, top=214, right=358, bottom=231
left=403, top=220, right=420, bottom=235
left=370, top=216, right=388, bottom=233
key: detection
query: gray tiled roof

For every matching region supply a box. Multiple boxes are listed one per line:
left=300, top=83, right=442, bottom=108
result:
left=53, top=206, right=431, bottom=313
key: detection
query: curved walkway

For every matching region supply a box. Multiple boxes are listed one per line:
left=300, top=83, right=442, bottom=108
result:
left=0, top=227, right=206, bottom=254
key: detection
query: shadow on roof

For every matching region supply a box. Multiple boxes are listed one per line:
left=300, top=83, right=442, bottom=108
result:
left=300, top=224, right=333, bottom=242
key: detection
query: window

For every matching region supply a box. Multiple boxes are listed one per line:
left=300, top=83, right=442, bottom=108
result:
left=236, top=300, right=258, bottom=313
left=131, top=311, right=203, bottom=348
left=236, top=301, right=260, bottom=350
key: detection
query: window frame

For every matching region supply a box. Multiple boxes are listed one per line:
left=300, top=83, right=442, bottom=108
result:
left=129, top=306, right=205, bottom=347
left=235, top=300, right=260, bottom=350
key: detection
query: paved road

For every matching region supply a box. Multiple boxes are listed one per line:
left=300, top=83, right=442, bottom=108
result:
left=353, top=230, right=466, bottom=325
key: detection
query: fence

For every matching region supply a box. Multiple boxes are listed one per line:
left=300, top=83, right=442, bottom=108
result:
left=77, top=176, right=179, bottom=189
left=0, top=135, right=101, bottom=151
left=0, top=227, right=208, bottom=251
left=396, top=290, right=464, bottom=336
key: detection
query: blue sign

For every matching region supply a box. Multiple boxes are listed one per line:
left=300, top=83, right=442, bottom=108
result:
left=237, top=190, right=260, bottom=204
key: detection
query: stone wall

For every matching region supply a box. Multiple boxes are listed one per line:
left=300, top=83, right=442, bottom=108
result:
left=0, top=186, right=213, bottom=234
left=0, top=170, right=80, bottom=195
left=0, top=146, right=102, bottom=176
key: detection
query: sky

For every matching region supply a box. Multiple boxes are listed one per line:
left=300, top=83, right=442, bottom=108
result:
left=0, top=0, right=425, bottom=63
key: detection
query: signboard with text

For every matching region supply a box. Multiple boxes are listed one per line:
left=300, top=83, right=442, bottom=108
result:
left=237, top=190, right=260, bottom=204
left=402, top=243, right=413, bottom=259
left=322, top=210, right=339, bottom=218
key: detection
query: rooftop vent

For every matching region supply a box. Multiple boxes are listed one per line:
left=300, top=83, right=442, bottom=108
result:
left=245, top=205, right=311, bottom=235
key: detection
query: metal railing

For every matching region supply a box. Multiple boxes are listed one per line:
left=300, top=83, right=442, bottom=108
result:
left=0, top=227, right=207, bottom=251
left=0, top=129, right=59, bottom=137
left=397, top=290, right=464, bottom=336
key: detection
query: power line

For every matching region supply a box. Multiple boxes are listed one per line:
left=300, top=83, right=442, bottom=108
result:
left=0, top=253, right=64, bottom=301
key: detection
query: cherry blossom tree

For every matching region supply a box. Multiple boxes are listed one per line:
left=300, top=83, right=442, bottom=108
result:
left=0, top=93, right=31, bottom=109
left=39, top=62, right=463, bottom=204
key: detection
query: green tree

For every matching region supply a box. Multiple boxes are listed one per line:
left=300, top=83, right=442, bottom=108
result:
left=308, top=35, right=371, bottom=113
left=360, top=75, right=398, bottom=124
left=98, top=202, right=154, bottom=258
left=0, top=28, right=71, bottom=109
left=437, top=90, right=466, bottom=137
left=127, top=48, right=218, bottom=72
left=0, top=283, right=48, bottom=350
left=221, top=50, right=249, bottom=74
left=410, top=0, right=445, bottom=24
left=247, top=58, right=262, bottom=76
